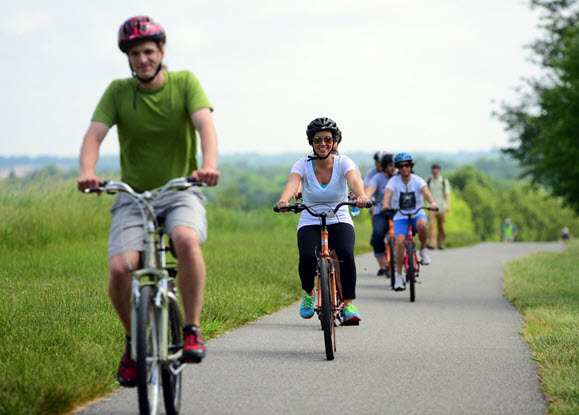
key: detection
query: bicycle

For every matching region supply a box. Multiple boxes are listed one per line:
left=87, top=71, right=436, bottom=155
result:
left=86, top=176, right=206, bottom=415
left=274, top=200, right=371, bottom=360
left=381, top=210, right=396, bottom=289
left=383, top=206, right=437, bottom=303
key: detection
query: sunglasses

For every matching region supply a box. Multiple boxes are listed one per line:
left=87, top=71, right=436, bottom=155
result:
left=312, top=136, right=334, bottom=144
left=397, top=163, right=412, bottom=168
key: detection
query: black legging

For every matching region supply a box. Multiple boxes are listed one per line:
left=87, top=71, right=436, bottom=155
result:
left=297, top=223, right=357, bottom=299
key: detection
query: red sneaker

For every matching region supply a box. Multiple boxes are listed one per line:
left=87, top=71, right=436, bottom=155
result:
left=117, top=344, right=137, bottom=387
left=182, top=325, right=206, bottom=363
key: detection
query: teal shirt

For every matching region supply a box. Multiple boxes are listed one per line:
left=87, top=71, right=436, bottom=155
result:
left=92, top=70, right=212, bottom=192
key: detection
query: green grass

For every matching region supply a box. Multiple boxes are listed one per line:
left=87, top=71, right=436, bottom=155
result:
left=0, top=177, right=373, bottom=415
left=504, top=240, right=579, bottom=415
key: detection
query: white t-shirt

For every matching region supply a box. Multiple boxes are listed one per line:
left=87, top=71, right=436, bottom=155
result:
left=368, top=173, right=390, bottom=215
left=386, top=174, right=428, bottom=220
left=291, top=155, right=357, bottom=229
left=363, top=167, right=379, bottom=186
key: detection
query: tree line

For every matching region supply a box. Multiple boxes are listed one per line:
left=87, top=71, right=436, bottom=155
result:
left=2, top=156, right=577, bottom=242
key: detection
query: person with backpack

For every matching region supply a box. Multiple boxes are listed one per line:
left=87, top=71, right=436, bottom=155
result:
left=500, top=218, right=518, bottom=242
left=426, top=164, right=451, bottom=250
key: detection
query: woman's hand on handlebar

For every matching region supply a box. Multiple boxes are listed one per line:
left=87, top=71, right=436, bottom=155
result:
left=355, top=195, right=370, bottom=208
left=276, top=199, right=290, bottom=211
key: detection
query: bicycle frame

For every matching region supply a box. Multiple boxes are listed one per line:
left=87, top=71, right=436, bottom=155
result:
left=386, top=217, right=396, bottom=266
left=316, top=215, right=344, bottom=322
left=385, top=216, right=396, bottom=270
left=403, top=220, right=419, bottom=278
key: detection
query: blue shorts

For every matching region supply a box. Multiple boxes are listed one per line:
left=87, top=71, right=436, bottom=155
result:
left=393, top=213, right=428, bottom=236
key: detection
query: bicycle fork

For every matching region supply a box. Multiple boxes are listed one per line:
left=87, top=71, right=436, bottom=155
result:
left=129, top=268, right=169, bottom=363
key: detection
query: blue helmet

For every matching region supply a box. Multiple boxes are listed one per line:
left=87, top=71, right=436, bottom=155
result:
left=394, top=152, right=413, bottom=165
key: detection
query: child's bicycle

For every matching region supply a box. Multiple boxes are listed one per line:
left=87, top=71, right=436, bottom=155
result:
left=274, top=200, right=371, bottom=360
left=383, top=206, right=437, bottom=303
left=86, top=177, right=206, bottom=415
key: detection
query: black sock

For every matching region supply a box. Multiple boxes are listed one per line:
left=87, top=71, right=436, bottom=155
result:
left=183, top=324, right=199, bottom=333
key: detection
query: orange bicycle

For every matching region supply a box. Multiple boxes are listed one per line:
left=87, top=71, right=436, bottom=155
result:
left=274, top=200, right=371, bottom=360
left=383, top=211, right=396, bottom=289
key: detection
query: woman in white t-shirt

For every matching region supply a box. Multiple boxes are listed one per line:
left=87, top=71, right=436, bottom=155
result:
left=276, top=117, right=369, bottom=324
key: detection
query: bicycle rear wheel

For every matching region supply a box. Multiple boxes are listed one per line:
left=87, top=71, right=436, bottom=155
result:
left=407, top=243, right=416, bottom=302
left=137, top=286, right=161, bottom=415
left=319, top=259, right=335, bottom=361
left=162, top=299, right=183, bottom=415
left=388, top=237, right=396, bottom=289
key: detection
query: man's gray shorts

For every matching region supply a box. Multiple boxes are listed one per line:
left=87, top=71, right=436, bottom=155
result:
left=108, top=187, right=207, bottom=259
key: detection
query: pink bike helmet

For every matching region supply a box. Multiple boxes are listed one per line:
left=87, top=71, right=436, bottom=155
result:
left=118, top=16, right=166, bottom=53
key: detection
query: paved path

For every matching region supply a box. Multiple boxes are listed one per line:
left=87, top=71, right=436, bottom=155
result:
left=76, top=242, right=565, bottom=415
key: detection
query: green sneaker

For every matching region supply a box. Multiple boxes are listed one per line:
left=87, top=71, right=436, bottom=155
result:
left=341, top=303, right=361, bottom=325
left=300, top=291, right=315, bottom=319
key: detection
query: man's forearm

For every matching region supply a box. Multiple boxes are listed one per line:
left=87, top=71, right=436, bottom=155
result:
left=79, top=135, right=101, bottom=176
left=199, top=132, right=218, bottom=169
left=192, top=108, right=218, bottom=170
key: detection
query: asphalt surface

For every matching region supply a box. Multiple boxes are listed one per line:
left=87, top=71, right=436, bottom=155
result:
left=75, top=242, right=565, bottom=415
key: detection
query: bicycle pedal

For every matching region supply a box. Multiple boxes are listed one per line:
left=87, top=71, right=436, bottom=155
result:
left=342, top=321, right=360, bottom=326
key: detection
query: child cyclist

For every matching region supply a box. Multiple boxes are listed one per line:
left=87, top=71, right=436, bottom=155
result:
left=276, top=117, right=370, bottom=324
left=381, top=153, right=437, bottom=291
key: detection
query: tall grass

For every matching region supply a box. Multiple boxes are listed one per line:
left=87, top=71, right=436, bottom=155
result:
left=504, top=240, right=579, bottom=415
left=0, top=177, right=373, bottom=415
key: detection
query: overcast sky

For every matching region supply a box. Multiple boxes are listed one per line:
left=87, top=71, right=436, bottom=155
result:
left=1, top=0, right=543, bottom=158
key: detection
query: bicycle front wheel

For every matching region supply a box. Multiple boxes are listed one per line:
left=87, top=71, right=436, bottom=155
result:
left=162, top=299, right=184, bottom=415
left=407, top=243, right=416, bottom=303
left=137, top=286, right=161, bottom=415
left=388, top=237, right=396, bottom=289
left=319, top=259, right=335, bottom=361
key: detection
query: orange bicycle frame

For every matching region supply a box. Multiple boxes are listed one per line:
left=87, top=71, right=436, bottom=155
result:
left=385, top=216, right=395, bottom=268
left=316, top=230, right=344, bottom=316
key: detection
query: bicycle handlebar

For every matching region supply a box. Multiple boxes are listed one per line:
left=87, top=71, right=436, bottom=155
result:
left=84, top=176, right=207, bottom=198
left=273, top=200, right=372, bottom=216
left=381, top=205, right=439, bottom=218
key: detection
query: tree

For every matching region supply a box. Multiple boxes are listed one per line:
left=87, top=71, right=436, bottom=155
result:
left=498, top=0, right=579, bottom=213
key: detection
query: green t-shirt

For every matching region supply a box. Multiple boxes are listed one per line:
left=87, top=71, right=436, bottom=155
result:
left=427, top=176, right=451, bottom=212
left=92, top=70, right=212, bottom=193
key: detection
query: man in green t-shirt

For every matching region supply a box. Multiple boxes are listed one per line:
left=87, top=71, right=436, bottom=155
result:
left=426, top=163, right=451, bottom=249
left=77, top=16, right=220, bottom=387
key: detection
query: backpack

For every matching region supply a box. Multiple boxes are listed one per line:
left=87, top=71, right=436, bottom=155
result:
left=427, top=176, right=447, bottom=195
